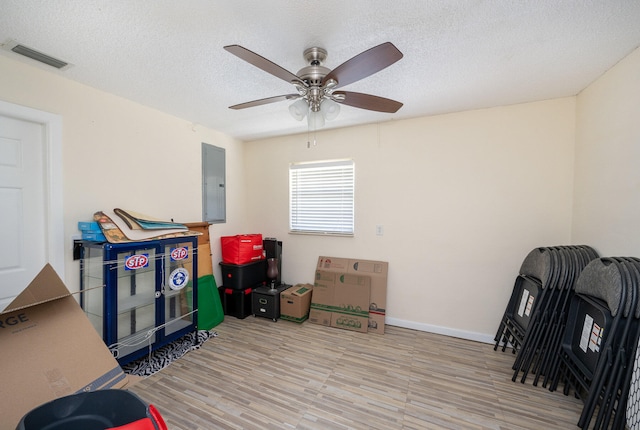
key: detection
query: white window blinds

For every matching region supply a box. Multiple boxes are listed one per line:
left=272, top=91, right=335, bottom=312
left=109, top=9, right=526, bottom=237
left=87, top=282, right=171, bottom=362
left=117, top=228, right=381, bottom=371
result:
left=289, top=159, right=355, bottom=235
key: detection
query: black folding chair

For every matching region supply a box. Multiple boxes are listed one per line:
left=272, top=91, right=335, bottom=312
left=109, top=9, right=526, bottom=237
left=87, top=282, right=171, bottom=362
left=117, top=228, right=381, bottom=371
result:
left=494, top=246, right=599, bottom=386
left=550, top=257, right=633, bottom=430
left=513, top=247, right=569, bottom=383
left=590, top=258, right=640, bottom=429
left=623, top=258, right=640, bottom=430
left=494, top=274, right=543, bottom=353
left=494, top=247, right=550, bottom=354
left=537, top=246, right=599, bottom=388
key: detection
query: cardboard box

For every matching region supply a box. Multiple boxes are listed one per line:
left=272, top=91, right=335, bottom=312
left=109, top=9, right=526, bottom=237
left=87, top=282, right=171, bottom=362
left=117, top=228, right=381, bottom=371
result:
left=309, top=271, right=337, bottom=327
left=0, top=264, right=132, bottom=428
left=198, top=244, right=213, bottom=276
left=184, top=221, right=210, bottom=245
left=184, top=222, right=213, bottom=276
left=310, top=271, right=370, bottom=333
left=280, top=284, right=313, bottom=323
left=316, top=256, right=389, bottom=334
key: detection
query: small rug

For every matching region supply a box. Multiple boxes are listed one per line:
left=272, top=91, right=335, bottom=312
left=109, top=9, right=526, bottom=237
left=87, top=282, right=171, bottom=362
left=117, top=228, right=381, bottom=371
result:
left=122, top=330, right=216, bottom=377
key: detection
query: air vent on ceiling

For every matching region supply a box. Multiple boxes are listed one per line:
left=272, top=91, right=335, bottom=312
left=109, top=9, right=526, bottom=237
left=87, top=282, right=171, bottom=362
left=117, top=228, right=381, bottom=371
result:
left=9, top=43, right=69, bottom=69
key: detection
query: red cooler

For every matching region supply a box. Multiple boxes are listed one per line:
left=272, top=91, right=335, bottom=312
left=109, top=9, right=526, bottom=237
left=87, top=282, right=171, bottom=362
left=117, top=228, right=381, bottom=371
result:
left=221, top=234, right=264, bottom=264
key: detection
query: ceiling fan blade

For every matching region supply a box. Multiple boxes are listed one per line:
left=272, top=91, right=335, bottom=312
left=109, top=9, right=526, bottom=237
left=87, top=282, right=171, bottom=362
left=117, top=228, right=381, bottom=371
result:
left=323, top=42, right=403, bottom=89
left=333, top=91, right=403, bottom=113
left=224, top=45, right=302, bottom=85
left=229, top=94, right=300, bottom=110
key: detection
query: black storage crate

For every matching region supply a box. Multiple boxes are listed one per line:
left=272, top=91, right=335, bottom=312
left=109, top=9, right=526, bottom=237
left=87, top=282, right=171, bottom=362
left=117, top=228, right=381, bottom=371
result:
left=219, top=285, right=254, bottom=319
left=220, top=259, right=267, bottom=290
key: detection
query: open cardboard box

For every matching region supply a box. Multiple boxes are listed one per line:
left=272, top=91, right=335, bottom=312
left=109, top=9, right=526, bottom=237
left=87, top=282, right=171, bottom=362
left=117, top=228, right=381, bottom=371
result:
left=0, top=264, right=134, bottom=428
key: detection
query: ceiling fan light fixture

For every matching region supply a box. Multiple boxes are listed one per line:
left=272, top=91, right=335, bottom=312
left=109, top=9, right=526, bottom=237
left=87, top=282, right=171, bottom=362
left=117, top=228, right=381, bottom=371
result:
left=289, top=98, right=308, bottom=121
left=308, top=109, right=325, bottom=130
left=321, top=99, right=340, bottom=121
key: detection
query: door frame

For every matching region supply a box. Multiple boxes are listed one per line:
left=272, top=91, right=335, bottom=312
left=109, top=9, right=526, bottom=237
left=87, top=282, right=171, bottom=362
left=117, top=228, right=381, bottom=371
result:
left=0, top=99, right=64, bottom=279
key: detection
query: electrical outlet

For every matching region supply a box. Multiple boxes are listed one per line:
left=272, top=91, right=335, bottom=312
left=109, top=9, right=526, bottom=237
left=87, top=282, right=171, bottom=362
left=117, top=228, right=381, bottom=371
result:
left=376, top=225, right=384, bottom=236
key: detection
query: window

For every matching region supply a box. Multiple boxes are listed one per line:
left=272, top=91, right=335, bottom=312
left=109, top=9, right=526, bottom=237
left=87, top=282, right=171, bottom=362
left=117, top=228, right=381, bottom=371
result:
left=289, top=159, right=355, bottom=236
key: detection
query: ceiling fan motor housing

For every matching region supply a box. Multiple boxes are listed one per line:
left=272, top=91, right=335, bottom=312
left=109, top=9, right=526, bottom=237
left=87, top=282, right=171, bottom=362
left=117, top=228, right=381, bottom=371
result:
left=297, top=47, right=330, bottom=86
left=297, top=47, right=332, bottom=111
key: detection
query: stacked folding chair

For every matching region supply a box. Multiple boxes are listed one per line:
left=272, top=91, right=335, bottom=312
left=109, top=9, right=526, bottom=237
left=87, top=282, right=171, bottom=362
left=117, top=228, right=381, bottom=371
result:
left=494, top=245, right=599, bottom=386
left=494, top=247, right=549, bottom=354
left=551, top=257, right=640, bottom=430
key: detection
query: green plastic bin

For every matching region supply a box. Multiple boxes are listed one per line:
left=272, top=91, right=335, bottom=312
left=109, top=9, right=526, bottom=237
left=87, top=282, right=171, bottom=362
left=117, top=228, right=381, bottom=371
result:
left=196, top=274, right=224, bottom=330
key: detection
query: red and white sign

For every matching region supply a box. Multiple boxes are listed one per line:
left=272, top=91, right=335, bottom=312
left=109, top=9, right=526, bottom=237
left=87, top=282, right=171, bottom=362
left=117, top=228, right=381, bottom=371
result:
left=170, top=247, right=188, bottom=261
left=125, top=254, right=149, bottom=270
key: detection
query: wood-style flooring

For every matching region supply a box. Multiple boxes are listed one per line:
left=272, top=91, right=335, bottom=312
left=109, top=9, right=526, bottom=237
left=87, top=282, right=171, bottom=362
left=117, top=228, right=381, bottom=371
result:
left=129, top=316, right=584, bottom=429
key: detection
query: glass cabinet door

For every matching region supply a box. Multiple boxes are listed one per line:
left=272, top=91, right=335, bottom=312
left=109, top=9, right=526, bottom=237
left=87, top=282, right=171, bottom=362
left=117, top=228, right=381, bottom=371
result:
left=81, top=245, right=106, bottom=337
left=162, top=241, right=196, bottom=337
left=112, top=246, right=157, bottom=359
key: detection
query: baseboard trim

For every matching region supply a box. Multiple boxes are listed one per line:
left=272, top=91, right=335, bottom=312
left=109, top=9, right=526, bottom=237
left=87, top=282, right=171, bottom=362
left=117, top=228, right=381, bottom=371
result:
left=385, top=317, right=495, bottom=344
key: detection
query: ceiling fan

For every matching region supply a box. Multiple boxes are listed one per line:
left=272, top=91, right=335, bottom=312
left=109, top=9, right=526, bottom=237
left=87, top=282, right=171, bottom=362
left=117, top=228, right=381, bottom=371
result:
left=223, top=42, right=404, bottom=129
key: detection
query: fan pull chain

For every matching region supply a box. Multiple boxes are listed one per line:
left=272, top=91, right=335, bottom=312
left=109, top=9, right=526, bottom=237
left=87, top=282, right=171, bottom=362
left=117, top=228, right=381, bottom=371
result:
left=306, top=126, right=317, bottom=148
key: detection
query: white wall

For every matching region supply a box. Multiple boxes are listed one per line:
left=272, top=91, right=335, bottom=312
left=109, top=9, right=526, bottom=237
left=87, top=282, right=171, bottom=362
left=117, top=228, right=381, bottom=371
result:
left=572, top=47, right=640, bottom=257
left=0, top=55, right=247, bottom=292
left=244, top=98, right=577, bottom=340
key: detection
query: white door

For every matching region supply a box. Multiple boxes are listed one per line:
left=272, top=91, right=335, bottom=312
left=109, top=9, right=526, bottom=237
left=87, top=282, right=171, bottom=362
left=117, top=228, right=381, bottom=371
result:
left=0, top=114, right=48, bottom=311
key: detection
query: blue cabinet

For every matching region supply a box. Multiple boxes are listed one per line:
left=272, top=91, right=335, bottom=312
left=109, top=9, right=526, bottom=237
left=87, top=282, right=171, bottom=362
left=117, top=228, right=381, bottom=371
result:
left=80, top=237, right=198, bottom=365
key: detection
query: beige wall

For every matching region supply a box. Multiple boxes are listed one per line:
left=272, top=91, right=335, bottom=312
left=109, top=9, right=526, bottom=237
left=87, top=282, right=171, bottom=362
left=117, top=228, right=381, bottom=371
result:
left=244, top=98, right=576, bottom=340
left=0, top=55, right=247, bottom=292
left=572, top=47, right=640, bottom=257
left=2, top=43, right=638, bottom=341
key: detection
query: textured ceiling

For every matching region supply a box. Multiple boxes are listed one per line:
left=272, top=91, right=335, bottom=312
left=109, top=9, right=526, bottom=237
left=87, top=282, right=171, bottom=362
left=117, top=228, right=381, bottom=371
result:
left=1, top=1, right=640, bottom=141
